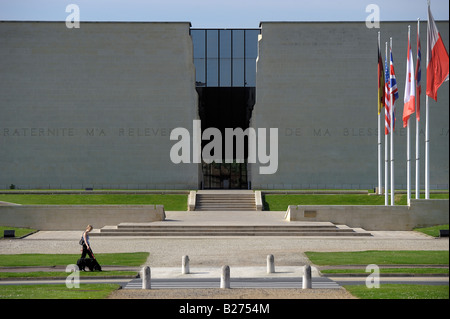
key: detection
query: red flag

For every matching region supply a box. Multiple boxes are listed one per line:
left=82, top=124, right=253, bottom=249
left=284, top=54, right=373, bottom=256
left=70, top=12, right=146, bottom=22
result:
left=403, top=30, right=416, bottom=128
left=426, top=5, right=449, bottom=101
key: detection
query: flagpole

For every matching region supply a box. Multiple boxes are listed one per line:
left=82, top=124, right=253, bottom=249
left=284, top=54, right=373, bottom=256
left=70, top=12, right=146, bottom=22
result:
left=415, top=18, right=421, bottom=199
left=425, top=96, right=430, bottom=199
left=406, top=26, right=411, bottom=205
left=385, top=42, right=389, bottom=206
left=377, top=31, right=382, bottom=195
left=425, top=1, right=430, bottom=199
left=390, top=37, right=395, bottom=206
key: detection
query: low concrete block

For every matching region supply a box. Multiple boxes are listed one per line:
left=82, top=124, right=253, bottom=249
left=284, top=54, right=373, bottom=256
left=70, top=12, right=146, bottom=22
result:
left=188, top=191, right=196, bottom=211
left=182, top=255, right=190, bottom=274
left=142, top=266, right=151, bottom=289
left=267, top=254, right=275, bottom=274
left=220, top=265, right=230, bottom=289
left=285, top=199, right=449, bottom=231
left=302, top=265, right=312, bottom=289
left=0, top=205, right=166, bottom=230
left=255, top=191, right=263, bottom=211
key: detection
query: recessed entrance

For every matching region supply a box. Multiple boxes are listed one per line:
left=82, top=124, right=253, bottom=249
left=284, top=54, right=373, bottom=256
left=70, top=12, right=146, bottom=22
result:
left=191, top=28, right=260, bottom=189
left=197, top=87, right=255, bottom=189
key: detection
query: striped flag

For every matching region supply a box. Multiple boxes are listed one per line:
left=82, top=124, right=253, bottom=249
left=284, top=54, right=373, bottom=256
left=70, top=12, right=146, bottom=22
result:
left=385, top=51, right=392, bottom=135
left=390, top=49, right=399, bottom=130
left=416, top=24, right=422, bottom=121
left=403, top=30, right=416, bottom=128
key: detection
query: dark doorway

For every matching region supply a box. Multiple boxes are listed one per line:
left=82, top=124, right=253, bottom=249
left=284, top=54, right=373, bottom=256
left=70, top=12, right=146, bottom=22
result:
left=197, top=87, right=255, bottom=189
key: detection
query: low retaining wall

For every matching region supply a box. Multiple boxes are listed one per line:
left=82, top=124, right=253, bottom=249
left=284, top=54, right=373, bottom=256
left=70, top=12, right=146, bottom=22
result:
left=188, top=191, right=196, bottom=211
left=0, top=205, right=166, bottom=230
left=285, top=199, right=449, bottom=231
left=255, top=191, right=263, bottom=211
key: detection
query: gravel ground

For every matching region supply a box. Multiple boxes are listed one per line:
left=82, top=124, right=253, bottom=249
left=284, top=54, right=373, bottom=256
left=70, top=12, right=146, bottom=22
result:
left=1, top=232, right=447, bottom=268
left=107, top=287, right=356, bottom=299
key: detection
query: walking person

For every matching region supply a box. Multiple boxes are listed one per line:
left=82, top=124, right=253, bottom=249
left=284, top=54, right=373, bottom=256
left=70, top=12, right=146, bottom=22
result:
left=80, top=225, right=95, bottom=259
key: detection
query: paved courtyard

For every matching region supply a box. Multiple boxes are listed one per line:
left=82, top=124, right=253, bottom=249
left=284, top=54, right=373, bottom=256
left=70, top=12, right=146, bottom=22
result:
left=1, top=210, right=447, bottom=268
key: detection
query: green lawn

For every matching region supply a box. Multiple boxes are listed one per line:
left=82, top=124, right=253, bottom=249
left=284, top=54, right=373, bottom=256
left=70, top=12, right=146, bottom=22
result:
left=1, top=192, right=447, bottom=212
left=263, top=193, right=449, bottom=211
left=0, top=253, right=148, bottom=299
left=0, top=252, right=149, bottom=267
left=0, top=226, right=37, bottom=238
left=321, top=268, right=449, bottom=275
left=0, top=284, right=120, bottom=299
left=305, top=250, right=449, bottom=266
left=0, top=271, right=137, bottom=279
left=305, top=250, right=449, bottom=299
left=343, top=284, right=449, bottom=299
left=0, top=194, right=187, bottom=210
left=414, top=224, right=449, bottom=237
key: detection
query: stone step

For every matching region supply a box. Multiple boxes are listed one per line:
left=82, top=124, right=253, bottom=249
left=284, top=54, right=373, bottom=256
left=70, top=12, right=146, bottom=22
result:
left=196, top=199, right=255, bottom=202
left=92, top=224, right=372, bottom=237
left=92, top=231, right=371, bottom=237
left=195, top=193, right=257, bottom=211
left=195, top=208, right=257, bottom=211
left=196, top=208, right=256, bottom=211
left=112, top=227, right=350, bottom=232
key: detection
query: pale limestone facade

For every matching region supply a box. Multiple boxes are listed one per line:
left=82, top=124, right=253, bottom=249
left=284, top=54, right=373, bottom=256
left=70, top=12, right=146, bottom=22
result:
left=0, top=21, right=448, bottom=190
left=0, top=22, right=199, bottom=189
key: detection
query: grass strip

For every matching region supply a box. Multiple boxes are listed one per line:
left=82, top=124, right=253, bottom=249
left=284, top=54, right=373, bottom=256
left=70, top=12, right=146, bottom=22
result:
left=321, top=268, right=449, bottom=275
left=0, top=271, right=138, bottom=279
left=305, top=250, right=449, bottom=266
left=414, top=224, right=449, bottom=237
left=0, top=226, right=37, bottom=238
left=0, top=284, right=120, bottom=299
left=343, top=284, right=449, bottom=299
left=0, top=252, right=149, bottom=267
left=0, top=194, right=188, bottom=210
left=263, top=193, right=448, bottom=211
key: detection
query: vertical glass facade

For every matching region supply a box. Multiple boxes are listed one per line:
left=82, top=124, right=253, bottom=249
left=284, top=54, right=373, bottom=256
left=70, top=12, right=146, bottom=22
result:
left=191, top=29, right=260, bottom=189
left=191, top=29, right=260, bottom=88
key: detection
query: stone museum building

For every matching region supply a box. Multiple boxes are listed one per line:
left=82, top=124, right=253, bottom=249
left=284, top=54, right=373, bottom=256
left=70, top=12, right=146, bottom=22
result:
left=0, top=21, right=448, bottom=190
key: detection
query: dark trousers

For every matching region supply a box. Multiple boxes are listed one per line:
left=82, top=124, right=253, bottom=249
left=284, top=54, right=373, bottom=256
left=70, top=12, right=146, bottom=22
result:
left=81, top=244, right=94, bottom=259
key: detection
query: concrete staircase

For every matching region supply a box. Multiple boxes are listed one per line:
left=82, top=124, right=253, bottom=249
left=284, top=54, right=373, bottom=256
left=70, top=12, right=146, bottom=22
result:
left=92, top=222, right=372, bottom=237
left=194, top=191, right=256, bottom=211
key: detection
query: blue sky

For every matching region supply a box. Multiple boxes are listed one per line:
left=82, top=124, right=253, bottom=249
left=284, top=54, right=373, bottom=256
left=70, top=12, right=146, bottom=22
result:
left=0, top=0, right=448, bottom=28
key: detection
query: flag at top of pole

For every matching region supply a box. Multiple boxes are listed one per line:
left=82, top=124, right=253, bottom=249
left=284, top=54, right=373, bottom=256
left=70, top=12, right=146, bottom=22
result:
left=385, top=50, right=392, bottom=135
left=425, top=1, right=449, bottom=200
left=390, top=49, right=399, bottom=130
left=416, top=21, right=422, bottom=121
left=403, top=27, right=416, bottom=128
left=426, top=3, right=449, bottom=101
left=378, top=35, right=385, bottom=115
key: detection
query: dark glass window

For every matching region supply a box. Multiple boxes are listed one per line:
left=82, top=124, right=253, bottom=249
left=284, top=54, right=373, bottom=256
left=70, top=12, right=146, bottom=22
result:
left=219, top=30, right=232, bottom=58
left=191, top=28, right=260, bottom=88
left=232, top=30, right=245, bottom=59
left=191, top=29, right=205, bottom=58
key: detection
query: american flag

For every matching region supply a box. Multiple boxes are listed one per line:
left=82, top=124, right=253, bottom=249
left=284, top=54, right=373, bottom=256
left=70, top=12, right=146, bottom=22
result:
left=416, top=27, right=422, bottom=121
left=385, top=52, right=391, bottom=135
